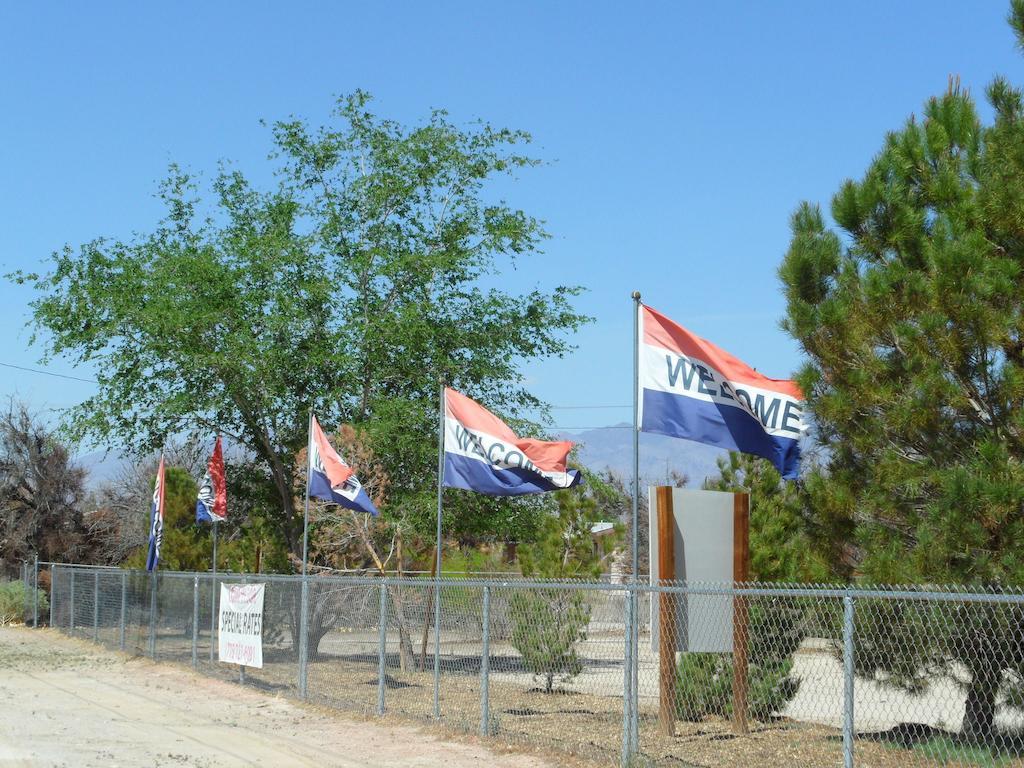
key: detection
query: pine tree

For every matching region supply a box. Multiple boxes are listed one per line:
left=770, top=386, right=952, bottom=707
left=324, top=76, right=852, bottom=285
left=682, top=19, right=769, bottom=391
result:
left=779, top=2, right=1024, bottom=741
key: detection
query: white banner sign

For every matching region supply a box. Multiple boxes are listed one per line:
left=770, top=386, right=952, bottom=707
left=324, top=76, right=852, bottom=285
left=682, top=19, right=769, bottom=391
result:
left=218, top=583, right=264, bottom=668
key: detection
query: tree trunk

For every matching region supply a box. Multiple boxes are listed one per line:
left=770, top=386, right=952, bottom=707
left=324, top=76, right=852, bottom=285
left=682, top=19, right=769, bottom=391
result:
left=388, top=585, right=416, bottom=671
left=391, top=532, right=415, bottom=671
left=962, top=663, right=1001, bottom=743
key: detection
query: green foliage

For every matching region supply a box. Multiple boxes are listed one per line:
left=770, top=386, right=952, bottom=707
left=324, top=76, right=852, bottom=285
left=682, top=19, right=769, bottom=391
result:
left=778, top=11, right=1024, bottom=740
left=675, top=600, right=804, bottom=721
left=0, top=580, right=47, bottom=625
left=11, top=91, right=588, bottom=564
left=442, top=546, right=516, bottom=576
left=518, top=488, right=623, bottom=580
left=510, top=589, right=589, bottom=693
left=703, top=452, right=829, bottom=583
left=124, top=467, right=204, bottom=571
left=119, top=465, right=290, bottom=573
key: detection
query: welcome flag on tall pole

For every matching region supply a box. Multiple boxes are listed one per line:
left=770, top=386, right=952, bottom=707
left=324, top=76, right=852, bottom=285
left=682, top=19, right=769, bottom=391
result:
left=432, top=384, right=582, bottom=719
left=441, top=387, right=582, bottom=495
left=145, top=454, right=166, bottom=572
left=196, top=435, right=227, bottom=523
left=196, top=435, right=227, bottom=659
left=638, top=303, right=806, bottom=479
left=306, top=415, right=378, bottom=516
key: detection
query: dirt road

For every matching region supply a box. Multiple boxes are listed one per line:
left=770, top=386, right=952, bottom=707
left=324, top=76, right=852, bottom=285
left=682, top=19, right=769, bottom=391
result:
left=0, top=626, right=553, bottom=768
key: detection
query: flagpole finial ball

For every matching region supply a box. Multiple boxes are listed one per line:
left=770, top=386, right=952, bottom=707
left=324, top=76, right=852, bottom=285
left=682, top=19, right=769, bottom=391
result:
left=632, top=291, right=641, bottom=300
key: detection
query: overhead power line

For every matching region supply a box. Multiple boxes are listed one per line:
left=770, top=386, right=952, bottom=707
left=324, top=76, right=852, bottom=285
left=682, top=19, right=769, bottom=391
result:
left=548, top=404, right=631, bottom=410
left=551, top=425, right=632, bottom=431
left=0, top=361, right=98, bottom=384
left=0, top=362, right=633, bottom=429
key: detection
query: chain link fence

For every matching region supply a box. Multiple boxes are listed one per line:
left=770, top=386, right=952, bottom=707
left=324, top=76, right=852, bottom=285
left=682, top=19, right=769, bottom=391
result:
left=26, top=562, right=1024, bottom=767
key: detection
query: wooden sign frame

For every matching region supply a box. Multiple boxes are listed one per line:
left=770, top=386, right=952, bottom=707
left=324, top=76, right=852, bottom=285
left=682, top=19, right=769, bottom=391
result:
left=654, top=487, right=750, bottom=736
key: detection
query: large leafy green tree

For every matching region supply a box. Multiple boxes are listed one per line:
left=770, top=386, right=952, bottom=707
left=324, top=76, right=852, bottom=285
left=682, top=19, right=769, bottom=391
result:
left=12, top=92, right=587, bottom=560
left=778, top=3, right=1024, bottom=740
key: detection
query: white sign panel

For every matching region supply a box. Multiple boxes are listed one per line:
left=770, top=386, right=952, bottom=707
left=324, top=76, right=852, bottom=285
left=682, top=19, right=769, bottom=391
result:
left=649, top=487, right=734, bottom=653
left=218, top=583, right=265, bottom=668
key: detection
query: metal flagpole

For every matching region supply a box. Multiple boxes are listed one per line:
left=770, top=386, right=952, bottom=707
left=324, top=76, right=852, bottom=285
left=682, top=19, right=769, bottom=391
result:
left=302, top=409, right=314, bottom=579
left=632, top=291, right=641, bottom=581
left=208, top=432, right=221, bottom=663
left=630, top=291, right=642, bottom=757
left=209, top=520, right=218, bottom=663
left=299, top=409, right=313, bottom=698
left=432, top=381, right=445, bottom=719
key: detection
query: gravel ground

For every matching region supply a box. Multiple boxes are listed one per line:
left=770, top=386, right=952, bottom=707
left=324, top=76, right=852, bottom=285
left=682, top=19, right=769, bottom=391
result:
left=0, top=625, right=557, bottom=768
left=38, top=617, right=1024, bottom=767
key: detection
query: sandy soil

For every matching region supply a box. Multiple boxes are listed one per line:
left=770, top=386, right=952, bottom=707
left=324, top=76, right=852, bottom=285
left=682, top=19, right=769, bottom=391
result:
left=0, top=626, right=554, bottom=768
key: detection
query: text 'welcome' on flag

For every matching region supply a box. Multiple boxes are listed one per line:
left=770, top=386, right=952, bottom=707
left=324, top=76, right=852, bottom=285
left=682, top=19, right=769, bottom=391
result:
left=638, top=304, right=806, bottom=479
left=146, top=455, right=166, bottom=572
left=308, top=415, right=378, bottom=516
left=196, top=435, right=227, bottom=523
left=442, top=387, right=582, bottom=496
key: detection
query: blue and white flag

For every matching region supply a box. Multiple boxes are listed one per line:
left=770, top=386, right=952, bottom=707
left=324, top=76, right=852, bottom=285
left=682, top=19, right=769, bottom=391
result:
left=308, top=415, right=378, bottom=516
left=146, top=455, right=166, bottom=572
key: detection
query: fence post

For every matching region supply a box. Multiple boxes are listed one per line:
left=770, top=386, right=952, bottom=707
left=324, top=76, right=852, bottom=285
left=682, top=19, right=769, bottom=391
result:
left=49, top=565, right=56, bottom=629
left=630, top=586, right=640, bottom=755
left=70, top=568, right=76, bottom=634
left=210, top=573, right=218, bottom=663
left=148, top=572, right=157, bottom=659
left=93, top=571, right=100, bottom=642
left=432, top=575, right=442, bottom=720
left=377, top=580, right=388, bottom=715
left=298, top=576, right=309, bottom=699
left=621, top=584, right=634, bottom=768
left=239, top=574, right=247, bottom=686
left=32, top=556, right=39, bottom=628
left=192, top=575, right=199, bottom=669
left=119, top=571, right=127, bottom=651
left=480, top=584, right=491, bottom=737
left=843, top=593, right=855, bottom=768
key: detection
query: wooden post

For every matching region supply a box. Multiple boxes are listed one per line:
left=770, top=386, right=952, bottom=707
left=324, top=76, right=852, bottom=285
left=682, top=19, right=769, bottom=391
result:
left=656, top=486, right=677, bottom=737
left=732, top=492, right=750, bottom=734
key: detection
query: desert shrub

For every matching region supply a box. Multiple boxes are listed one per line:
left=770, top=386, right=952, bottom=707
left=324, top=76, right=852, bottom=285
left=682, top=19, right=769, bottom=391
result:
left=510, top=588, right=590, bottom=692
left=0, top=580, right=48, bottom=625
left=508, top=488, right=620, bottom=692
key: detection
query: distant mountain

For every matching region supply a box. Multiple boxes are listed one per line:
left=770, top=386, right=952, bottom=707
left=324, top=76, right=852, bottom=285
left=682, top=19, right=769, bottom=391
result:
left=557, top=423, right=727, bottom=488
left=76, top=449, right=129, bottom=488
left=76, top=425, right=731, bottom=492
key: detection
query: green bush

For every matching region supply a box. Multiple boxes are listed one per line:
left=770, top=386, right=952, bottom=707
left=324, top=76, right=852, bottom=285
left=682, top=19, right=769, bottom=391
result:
left=0, top=580, right=48, bottom=625
left=676, top=599, right=804, bottom=721
left=510, top=589, right=590, bottom=693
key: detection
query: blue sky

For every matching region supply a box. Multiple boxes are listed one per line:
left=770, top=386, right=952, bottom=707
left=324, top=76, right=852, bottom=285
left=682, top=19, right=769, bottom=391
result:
left=1, top=1, right=1020, bottom=434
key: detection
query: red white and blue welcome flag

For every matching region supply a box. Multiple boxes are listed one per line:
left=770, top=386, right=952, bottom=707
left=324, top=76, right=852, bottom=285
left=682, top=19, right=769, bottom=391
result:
left=308, top=415, right=378, bottom=516
left=195, top=435, right=227, bottom=523
left=145, top=454, right=166, bottom=572
left=639, top=305, right=806, bottom=479
left=442, top=387, right=582, bottom=496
